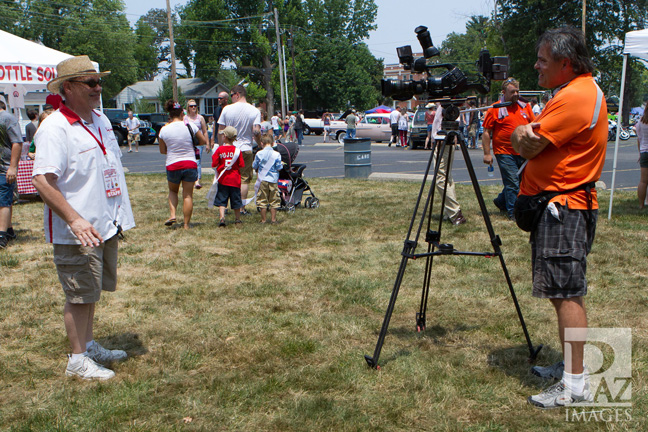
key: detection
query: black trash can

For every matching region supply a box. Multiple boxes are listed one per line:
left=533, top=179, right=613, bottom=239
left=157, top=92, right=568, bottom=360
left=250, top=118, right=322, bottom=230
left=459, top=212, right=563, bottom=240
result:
left=343, top=137, right=371, bottom=178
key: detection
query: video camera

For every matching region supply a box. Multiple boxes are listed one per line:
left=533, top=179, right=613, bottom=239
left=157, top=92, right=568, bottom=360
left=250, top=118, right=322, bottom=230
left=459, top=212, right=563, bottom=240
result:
left=382, top=26, right=509, bottom=101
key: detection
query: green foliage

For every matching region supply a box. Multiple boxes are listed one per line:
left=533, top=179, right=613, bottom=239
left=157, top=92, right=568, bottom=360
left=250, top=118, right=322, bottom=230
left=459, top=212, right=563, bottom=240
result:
left=132, top=98, right=156, bottom=114
left=0, top=0, right=139, bottom=100
left=157, top=76, right=186, bottom=107
left=133, top=17, right=160, bottom=81
left=495, top=0, right=648, bottom=120
left=295, top=38, right=383, bottom=111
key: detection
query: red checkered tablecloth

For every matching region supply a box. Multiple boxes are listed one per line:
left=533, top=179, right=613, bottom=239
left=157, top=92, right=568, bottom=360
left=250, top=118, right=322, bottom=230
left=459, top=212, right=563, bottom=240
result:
left=17, top=159, right=38, bottom=195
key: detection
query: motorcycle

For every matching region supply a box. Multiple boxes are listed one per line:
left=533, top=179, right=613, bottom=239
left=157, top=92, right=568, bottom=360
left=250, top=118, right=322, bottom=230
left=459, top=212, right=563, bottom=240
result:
left=608, top=119, right=630, bottom=141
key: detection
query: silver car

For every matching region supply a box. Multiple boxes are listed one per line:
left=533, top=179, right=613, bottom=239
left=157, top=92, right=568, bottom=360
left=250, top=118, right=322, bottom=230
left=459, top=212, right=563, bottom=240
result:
left=331, top=113, right=392, bottom=143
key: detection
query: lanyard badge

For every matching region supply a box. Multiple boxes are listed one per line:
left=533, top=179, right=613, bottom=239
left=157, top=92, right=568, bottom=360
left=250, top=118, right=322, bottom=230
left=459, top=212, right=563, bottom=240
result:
left=103, top=166, right=122, bottom=198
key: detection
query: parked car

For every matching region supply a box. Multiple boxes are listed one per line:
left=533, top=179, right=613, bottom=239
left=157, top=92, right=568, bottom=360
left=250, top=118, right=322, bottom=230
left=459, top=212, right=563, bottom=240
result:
left=303, top=118, right=323, bottom=135
left=138, top=112, right=169, bottom=141
left=409, top=107, right=428, bottom=149
left=330, top=113, right=393, bottom=143
left=103, top=109, right=155, bottom=145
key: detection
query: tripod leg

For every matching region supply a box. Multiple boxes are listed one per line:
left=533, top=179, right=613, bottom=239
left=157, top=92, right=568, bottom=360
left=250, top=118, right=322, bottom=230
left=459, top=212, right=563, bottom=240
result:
left=456, top=135, right=542, bottom=361
left=366, top=146, right=440, bottom=368
left=365, top=247, right=413, bottom=369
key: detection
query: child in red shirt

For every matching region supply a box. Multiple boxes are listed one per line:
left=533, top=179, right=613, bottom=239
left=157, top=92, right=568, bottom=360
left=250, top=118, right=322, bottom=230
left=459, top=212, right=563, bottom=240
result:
left=212, top=126, right=244, bottom=227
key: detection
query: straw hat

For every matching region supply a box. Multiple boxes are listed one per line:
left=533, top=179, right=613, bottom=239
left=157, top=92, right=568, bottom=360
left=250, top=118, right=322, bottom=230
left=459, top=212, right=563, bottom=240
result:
left=47, top=55, right=111, bottom=94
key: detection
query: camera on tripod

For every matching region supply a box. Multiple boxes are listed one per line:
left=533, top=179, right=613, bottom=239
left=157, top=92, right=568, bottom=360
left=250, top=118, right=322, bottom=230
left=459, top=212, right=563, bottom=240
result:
left=382, top=25, right=509, bottom=101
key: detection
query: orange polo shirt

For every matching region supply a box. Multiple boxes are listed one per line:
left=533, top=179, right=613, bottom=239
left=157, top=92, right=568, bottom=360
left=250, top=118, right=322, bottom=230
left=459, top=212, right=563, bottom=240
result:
left=519, top=73, right=607, bottom=209
left=482, top=102, right=535, bottom=155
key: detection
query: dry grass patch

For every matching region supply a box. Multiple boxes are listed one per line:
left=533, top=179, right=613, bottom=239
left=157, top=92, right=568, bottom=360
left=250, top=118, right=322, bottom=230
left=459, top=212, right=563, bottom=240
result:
left=1, top=174, right=646, bottom=431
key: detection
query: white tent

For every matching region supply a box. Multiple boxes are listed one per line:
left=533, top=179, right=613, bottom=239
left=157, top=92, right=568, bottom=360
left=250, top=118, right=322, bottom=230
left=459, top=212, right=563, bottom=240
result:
left=608, top=29, right=648, bottom=218
left=0, top=29, right=74, bottom=91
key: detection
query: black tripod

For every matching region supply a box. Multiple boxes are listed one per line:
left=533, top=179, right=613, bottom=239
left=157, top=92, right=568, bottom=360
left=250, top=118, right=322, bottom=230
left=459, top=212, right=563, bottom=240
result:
left=364, top=119, right=542, bottom=369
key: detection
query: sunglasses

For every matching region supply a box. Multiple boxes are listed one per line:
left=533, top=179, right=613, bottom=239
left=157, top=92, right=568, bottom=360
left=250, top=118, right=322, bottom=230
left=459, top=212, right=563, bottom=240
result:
left=230, top=93, right=238, bottom=97
left=188, top=105, right=197, bottom=108
left=69, top=78, right=103, bottom=88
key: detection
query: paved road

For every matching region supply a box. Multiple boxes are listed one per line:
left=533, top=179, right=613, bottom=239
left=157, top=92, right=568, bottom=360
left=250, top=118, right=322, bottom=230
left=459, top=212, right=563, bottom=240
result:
left=122, top=135, right=641, bottom=191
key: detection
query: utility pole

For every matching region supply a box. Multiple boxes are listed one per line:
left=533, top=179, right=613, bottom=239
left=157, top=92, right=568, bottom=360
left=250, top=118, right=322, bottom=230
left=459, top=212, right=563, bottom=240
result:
left=274, top=8, right=286, bottom=119
left=166, top=0, right=178, bottom=101
left=289, top=28, right=297, bottom=111
left=582, top=0, right=586, bottom=35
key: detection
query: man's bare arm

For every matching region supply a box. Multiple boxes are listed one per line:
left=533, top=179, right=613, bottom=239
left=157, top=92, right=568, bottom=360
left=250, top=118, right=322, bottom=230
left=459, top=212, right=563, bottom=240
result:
left=511, top=123, right=551, bottom=159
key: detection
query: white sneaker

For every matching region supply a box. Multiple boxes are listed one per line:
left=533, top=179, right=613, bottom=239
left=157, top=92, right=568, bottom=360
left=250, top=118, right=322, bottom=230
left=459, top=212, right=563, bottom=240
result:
left=87, top=342, right=127, bottom=365
left=528, top=381, right=593, bottom=409
left=65, top=355, right=115, bottom=380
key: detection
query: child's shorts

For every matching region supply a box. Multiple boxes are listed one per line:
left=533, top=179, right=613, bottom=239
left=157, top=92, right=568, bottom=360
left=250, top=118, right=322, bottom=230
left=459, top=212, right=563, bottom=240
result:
left=215, top=184, right=243, bottom=209
left=256, top=181, right=280, bottom=209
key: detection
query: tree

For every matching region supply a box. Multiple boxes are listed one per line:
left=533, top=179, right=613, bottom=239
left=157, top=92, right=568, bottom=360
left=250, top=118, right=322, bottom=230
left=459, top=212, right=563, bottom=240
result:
left=177, top=0, right=380, bottom=114
left=134, top=17, right=161, bottom=81
left=0, top=0, right=139, bottom=100
left=495, top=0, right=648, bottom=122
left=157, top=76, right=186, bottom=107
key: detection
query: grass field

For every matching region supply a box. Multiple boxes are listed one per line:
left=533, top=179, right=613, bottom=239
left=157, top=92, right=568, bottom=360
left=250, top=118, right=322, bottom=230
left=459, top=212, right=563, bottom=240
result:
left=1, top=174, right=646, bottom=431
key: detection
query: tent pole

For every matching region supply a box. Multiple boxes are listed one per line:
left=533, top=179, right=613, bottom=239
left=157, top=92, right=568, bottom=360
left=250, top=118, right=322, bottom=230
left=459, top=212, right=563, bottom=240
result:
left=608, top=53, right=628, bottom=220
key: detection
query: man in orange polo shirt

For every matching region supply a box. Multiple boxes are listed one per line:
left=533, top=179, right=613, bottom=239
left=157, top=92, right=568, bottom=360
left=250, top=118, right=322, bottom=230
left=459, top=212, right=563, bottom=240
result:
left=482, top=78, right=535, bottom=219
left=512, top=27, right=607, bottom=409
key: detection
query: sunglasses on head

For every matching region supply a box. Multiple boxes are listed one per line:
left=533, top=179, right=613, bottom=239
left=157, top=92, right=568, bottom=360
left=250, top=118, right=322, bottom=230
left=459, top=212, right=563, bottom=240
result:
left=69, top=78, right=102, bottom=88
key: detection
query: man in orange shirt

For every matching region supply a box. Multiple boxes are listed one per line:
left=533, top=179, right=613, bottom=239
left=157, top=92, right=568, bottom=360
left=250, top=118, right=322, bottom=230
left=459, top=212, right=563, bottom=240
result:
left=482, top=78, right=535, bottom=219
left=512, top=27, right=607, bottom=409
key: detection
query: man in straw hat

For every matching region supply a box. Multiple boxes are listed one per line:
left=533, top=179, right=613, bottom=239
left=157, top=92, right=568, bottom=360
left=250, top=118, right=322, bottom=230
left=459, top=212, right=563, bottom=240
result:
left=32, top=55, right=135, bottom=380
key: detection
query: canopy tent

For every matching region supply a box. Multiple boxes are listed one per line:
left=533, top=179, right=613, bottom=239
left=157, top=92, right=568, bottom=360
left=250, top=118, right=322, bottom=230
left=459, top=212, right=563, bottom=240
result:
left=609, top=29, right=648, bottom=219
left=630, top=106, right=644, bottom=116
left=0, top=29, right=102, bottom=115
left=365, top=105, right=393, bottom=114
left=0, top=29, right=73, bottom=91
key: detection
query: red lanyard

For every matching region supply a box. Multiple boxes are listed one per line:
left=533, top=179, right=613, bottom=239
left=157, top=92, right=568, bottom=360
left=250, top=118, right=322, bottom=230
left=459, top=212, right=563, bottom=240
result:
left=79, top=122, right=107, bottom=155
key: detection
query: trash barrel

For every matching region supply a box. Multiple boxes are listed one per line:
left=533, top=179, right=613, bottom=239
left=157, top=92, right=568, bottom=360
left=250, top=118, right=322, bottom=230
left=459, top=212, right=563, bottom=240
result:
left=343, top=137, right=371, bottom=178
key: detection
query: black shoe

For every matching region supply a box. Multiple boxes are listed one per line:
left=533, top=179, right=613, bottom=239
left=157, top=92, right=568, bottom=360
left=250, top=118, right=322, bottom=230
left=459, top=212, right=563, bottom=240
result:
left=6, top=227, right=16, bottom=240
left=493, top=198, right=506, bottom=213
left=240, top=210, right=251, bottom=216
left=0, top=232, right=8, bottom=249
left=219, top=218, right=226, bottom=227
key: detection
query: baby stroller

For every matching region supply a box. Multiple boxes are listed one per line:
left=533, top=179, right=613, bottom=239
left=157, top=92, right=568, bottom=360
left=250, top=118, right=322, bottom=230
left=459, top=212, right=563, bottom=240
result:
left=275, top=141, right=320, bottom=211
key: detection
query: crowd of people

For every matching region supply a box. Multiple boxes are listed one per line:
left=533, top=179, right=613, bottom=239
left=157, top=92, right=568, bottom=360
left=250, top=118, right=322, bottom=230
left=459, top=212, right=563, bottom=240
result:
left=1, top=27, right=646, bottom=414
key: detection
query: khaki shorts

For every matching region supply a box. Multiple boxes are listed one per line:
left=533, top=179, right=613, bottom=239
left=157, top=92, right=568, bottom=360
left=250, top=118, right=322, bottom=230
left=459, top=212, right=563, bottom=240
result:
left=128, top=132, right=140, bottom=143
left=53, top=235, right=118, bottom=304
left=256, top=181, right=280, bottom=209
left=240, top=151, right=254, bottom=184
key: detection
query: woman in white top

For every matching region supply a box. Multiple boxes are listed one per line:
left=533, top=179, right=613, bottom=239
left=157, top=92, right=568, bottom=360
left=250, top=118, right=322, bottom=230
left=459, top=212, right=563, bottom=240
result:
left=183, top=99, right=208, bottom=189
left=159, top=100, right=207, bottom=229
left=636, top=109, right=648, bottom=209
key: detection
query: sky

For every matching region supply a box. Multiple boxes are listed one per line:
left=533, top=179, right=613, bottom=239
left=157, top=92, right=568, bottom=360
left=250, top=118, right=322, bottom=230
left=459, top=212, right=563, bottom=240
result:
left=122, top=0, right=494, bottom=65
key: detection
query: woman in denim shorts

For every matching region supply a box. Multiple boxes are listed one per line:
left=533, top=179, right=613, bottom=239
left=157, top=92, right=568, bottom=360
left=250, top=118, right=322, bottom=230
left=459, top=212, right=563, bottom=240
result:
left=158, top=100, right=207, bottom=229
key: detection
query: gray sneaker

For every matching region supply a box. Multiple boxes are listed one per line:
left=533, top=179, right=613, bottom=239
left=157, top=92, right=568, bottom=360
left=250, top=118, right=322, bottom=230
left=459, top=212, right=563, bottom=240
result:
left=531, top=361, right=564, bottom=380
left=87, top=342, right=127, bottom=365
left=528, top=381, right=593, bottom=409
left=65, top=355, right=115, bottom=380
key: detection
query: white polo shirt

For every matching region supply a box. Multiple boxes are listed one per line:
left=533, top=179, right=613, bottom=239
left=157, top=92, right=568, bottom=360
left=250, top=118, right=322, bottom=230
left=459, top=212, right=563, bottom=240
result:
left=33, top=104, right=135, bottom=244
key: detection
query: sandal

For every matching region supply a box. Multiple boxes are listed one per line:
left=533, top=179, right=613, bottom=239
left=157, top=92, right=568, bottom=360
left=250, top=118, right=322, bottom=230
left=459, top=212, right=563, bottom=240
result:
left=234, top=219, right=242, bottom=224
left=219, top=218, right=226, bottom=227
left=164, top=218, right=176, bottom=226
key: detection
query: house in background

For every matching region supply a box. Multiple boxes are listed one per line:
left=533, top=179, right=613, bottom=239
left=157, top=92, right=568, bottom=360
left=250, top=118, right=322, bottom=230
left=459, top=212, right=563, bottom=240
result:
left=112, top=78, right=228, bottom=115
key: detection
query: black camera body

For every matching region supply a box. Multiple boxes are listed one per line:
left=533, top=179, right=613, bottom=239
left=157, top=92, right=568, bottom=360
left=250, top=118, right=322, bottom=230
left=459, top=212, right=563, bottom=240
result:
left=382, top=26, right=509, bottom=101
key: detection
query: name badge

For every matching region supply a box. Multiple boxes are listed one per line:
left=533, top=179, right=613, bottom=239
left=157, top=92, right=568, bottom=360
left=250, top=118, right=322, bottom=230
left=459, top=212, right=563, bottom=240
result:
left=103, top=167, right=122, bottom=198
